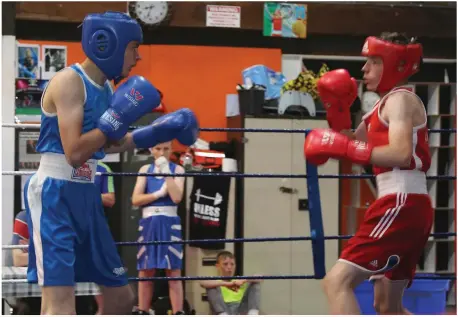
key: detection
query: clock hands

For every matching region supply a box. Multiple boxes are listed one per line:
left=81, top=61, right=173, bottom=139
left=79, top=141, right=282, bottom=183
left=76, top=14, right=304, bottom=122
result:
left=130, top=1, right=170, bottom=26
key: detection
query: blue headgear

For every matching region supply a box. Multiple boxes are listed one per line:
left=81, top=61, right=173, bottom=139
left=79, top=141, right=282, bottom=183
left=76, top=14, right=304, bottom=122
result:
left=82, top=11, right=143, bottom=81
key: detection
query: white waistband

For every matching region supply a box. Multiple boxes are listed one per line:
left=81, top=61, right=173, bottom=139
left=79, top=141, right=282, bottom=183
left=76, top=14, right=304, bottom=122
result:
left=142, top=206, right=178, bottom=218
left=38, top=153, right=97, bottom=183
left=376, top=170, right=427, bottom=198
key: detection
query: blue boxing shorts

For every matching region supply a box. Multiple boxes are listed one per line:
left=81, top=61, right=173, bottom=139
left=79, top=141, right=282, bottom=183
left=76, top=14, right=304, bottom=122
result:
left=137, top=206, right=183, bottom=270
left=24, top=153, right=128, bottom=287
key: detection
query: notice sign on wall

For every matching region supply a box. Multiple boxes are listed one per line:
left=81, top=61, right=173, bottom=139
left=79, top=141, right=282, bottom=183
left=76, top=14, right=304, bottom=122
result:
left=206, top=5, right=241, bottom=28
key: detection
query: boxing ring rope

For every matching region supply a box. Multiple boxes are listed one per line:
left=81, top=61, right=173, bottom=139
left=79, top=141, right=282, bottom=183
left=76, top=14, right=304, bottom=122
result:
left=2, top=123, right=456, bottom=285
left=2, top=170, right=455, bottom=180
left=4, top=232, right=456, bottom=249
left=4, top=273, right=453, bottom=285
left=2, top=123, right=456, bottom=134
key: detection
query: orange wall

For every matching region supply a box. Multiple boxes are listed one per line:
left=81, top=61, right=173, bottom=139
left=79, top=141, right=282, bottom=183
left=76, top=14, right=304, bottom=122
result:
left=18, top=39, right=282, bottom=147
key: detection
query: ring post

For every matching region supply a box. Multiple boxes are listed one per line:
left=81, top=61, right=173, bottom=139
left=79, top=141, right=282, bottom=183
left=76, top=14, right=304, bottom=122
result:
left=305, top=133, right=326, bottom=279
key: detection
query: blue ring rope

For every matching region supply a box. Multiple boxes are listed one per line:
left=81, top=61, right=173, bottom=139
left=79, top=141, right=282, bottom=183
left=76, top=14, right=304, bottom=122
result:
left=130, top=275, right=314, bottom=281
left=199, top=128, right=456, bottom=134
left=128, top=274, right=456, bottom=282
left=127, top=274, right=455, bottom=281
left=99, top=172, right=455, bottom=181
left=127, top=127, right=456, bottom=134
left=115, top=232, right=455, bottom=246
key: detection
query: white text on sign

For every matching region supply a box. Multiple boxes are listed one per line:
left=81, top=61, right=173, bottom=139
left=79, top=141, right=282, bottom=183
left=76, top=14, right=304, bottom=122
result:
left=206, top=5, right=241, bottom=28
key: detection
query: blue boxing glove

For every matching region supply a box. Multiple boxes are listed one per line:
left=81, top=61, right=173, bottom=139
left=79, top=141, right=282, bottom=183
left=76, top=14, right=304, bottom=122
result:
left=132, top=108, right=199, bottom=149
left=98, top=76, right=161, bottom=141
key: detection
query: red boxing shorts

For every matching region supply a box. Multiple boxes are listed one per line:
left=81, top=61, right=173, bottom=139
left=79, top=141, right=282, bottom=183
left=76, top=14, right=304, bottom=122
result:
left=339, top=192, right=433, bottom=285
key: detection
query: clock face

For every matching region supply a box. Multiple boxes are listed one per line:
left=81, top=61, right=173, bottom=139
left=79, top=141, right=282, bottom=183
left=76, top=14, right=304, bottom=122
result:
left=134, top=1, right=169, bottom=25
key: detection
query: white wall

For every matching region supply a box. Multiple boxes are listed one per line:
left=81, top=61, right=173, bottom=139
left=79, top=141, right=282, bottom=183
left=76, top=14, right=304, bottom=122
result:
left=2, top=36, right=17, bottom=262
left=281, top=54, right=303, bottom=82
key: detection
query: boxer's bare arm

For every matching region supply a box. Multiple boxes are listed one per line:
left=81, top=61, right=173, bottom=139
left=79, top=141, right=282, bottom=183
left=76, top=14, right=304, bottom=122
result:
left=12, top=249, right=28, bottom=267
left=199, top=280, right=235, bottom=289
left=101, top=193, right=116, bottom=208
left=340, top=122, right=368, bottom=142
left=51, top=69, right=107, bottom=167
left=370, top=92, right=416, bottom=167
left=104, top=133, right=136, bottom=153
left=354, top=121, right=368, bottom=142
left=131, top=164, right=160, bottom=206
left=165, top=165, right=185, bottom=204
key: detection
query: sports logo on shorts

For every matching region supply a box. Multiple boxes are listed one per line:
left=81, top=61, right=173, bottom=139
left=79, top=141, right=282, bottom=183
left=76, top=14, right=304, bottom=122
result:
left=113, top=267, right=127, bottom=277
left=71, top=163, right=93, bottom=182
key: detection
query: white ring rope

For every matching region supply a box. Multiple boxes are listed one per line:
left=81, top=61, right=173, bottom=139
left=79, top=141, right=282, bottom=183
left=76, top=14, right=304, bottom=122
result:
left=3, top=279, right=28, bottom=284
left=2, top=171, right=104, bottom=176
left=3, top=171, right=39, bottom=176
left=3, top=123, right=41, bottom=129
left=3, top=245, right=29, bottom=250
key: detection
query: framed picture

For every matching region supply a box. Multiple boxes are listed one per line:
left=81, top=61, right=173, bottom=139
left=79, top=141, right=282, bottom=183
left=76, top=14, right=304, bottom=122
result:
left=17, top=130, right=41, bottom=210
left=16, top=43, right=40, bottom=79
left=42, top=45, right=67, bottom=80
left=263, top=3, right=308, bottom=39
left=15, top=78, right=49, bottom=117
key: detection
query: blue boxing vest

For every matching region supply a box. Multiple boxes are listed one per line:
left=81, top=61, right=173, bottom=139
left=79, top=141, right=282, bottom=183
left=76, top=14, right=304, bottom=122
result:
left=36, top=63, right=113, bottom=160
left=144, top=163, right=178, bottom=207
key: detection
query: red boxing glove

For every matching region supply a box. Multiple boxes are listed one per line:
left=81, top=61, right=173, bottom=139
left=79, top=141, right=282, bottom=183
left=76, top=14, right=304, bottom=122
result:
left=304, top=129, right=373, bottom=166
left=317, top=69, right=358, bottom=132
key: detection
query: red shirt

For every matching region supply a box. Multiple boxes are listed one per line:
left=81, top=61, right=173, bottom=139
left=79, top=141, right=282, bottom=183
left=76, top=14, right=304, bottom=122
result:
left=363, top=86, right=431, bottom=176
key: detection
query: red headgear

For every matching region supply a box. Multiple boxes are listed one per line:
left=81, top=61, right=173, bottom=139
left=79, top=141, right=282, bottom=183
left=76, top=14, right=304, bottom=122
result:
left=361, top=36, right=422, bottom=93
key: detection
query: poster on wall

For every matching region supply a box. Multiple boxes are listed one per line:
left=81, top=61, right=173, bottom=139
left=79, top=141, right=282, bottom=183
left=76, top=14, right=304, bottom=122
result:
left=189, top=176, right=231, bottom=250
left=16, top=43, right=40, bottom=79
left=15, top=78, right=49, bottom=118
left=18, top=131, right=40, bottom=170
left=42, top=45, right=67, bottom=80
left=206, top=5, right=241, bottom=28
left=18, top=131, right=41, bottom=210
left=263, top=3, right=308, bottom=39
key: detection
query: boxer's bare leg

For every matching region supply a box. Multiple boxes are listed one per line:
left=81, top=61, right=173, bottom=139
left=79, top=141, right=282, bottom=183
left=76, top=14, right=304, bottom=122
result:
left=41, top=286, right=76, bottom=315
left=95, top=294, right=104, bottom=314
left=166, top=269, right=183, bottom=313
left=99, top=284, right=135, bottom=315
left=373, top=276, right=411, bottom=314
left=138, top=269, right=155, bottom=312
left=322, top=261, right=371, bottom=314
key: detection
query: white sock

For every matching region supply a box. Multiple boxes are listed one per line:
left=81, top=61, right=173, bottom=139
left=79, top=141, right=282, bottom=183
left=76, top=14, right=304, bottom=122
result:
left=248, top=309, right=259, bottom=315
left=218, top=312, right=228, bottom=315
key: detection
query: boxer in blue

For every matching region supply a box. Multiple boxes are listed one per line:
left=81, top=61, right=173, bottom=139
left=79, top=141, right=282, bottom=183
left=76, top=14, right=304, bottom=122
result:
left=132, top=141, right=185, bottom=314
left=23, top=11, right=199, bottom=315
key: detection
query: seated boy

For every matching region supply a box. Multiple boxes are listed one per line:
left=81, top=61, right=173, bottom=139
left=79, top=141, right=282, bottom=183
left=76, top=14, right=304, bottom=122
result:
left=200, top=251, right=262, bottom=315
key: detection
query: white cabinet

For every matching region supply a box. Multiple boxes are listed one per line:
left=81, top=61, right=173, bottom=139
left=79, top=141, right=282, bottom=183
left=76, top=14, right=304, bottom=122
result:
left=241, top=117, right=339, bottom=314
left=413, top=83, right=456, bottom=305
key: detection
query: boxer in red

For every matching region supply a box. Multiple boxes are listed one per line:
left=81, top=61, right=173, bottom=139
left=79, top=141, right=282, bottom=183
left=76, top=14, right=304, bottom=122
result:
left=304, top=32, right=430, bottom=314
